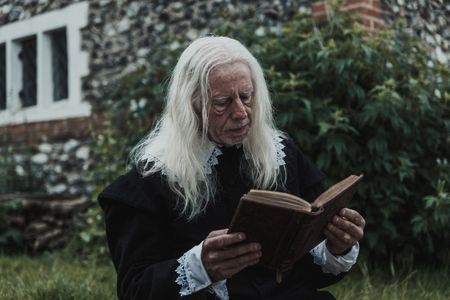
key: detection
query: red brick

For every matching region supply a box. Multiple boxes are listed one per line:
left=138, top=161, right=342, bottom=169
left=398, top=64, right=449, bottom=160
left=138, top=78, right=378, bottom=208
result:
left=345, top=6, right=383, bottom=19
left=373, top=19, right=384, bottom=30
left=359, top=17, right=372, bottom=28
left=312, top=1, right=326, bottom=9
left=312, top=1, right=328, bottom=16
left=345, top=0, right=371, bottom=6
left=372, top=0, right=382, bottom=9
left=312, top=1, right=330, bottom=23
left=0, top=114, right=107, bottom=146
left=313, top=0, right=384, bottom=30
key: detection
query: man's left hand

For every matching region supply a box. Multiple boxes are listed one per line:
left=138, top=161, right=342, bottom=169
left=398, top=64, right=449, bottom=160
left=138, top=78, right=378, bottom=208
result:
left=324, top=208, right=365, bottom=255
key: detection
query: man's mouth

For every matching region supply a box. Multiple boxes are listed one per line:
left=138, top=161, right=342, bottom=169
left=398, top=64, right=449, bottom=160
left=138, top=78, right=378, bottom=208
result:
left=229, top=124, right=249, bottom=135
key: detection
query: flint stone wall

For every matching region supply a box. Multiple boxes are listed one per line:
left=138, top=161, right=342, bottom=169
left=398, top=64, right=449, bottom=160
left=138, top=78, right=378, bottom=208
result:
left=383, top=0, right=449, bottom=64
left=0, top=139, right=95, bottom=196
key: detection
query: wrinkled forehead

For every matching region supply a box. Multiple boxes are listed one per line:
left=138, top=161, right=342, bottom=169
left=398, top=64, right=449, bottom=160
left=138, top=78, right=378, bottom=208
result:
left=208, top=62, right=253, bottom=93
left=209, top=61, right=251, bottom=77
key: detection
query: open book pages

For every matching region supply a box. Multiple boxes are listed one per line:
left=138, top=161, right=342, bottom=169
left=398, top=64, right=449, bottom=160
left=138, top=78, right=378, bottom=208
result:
left=241, top=174, right=364, bottom=213
left=311, top=174, right=363, bottom=209
left=243, top=190, right=312, bottom=212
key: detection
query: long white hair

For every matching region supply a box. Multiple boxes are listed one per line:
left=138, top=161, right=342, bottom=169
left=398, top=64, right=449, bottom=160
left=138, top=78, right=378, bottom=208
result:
left=130, top=36, right=285, bottom=220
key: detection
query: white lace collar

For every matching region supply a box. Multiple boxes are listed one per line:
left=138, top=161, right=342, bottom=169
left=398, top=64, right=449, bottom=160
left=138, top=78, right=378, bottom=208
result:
left=203, top=135, right=286, bottom=175
left=274, top=135, right=287, bottom=167
left=201, top=142, right=223, bottom=175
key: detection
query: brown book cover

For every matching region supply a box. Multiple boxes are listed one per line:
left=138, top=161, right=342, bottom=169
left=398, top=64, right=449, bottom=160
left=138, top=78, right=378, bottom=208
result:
left=228, top=174, right=363, bottom=279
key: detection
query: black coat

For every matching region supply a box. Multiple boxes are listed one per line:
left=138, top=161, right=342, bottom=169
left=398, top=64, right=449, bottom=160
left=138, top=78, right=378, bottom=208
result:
left=98, top=139, right=345, bottom=299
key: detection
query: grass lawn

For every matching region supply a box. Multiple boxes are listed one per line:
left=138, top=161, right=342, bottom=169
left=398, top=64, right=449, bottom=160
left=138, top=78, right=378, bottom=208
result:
left=328, top=263, right=450, bottom=300
left=0, top=254, right=115, bottom=300
left=0, top=253, right=449, bottom=299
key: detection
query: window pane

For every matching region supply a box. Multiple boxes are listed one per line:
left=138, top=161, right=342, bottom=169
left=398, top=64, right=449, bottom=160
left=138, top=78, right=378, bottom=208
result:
left=0, top=44, right=6, bottom=110
left=50, top=28, right=68, bottom=101
left=19, top=36, right=37, bottom=108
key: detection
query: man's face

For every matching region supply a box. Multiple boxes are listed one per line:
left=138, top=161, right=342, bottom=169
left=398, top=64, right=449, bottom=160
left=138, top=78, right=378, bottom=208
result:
left=207, top=62, right=253, bottom=146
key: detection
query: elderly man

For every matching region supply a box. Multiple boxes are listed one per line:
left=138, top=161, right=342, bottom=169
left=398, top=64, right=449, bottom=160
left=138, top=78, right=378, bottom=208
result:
left=99, top=36, right=365, bottom=300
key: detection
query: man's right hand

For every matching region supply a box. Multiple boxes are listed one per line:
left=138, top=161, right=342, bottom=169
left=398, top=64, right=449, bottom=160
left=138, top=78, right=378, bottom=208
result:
left=201, top=229, right=261, bottom=282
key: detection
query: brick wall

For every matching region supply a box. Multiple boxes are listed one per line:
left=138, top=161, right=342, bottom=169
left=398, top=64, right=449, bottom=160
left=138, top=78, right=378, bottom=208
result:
left=0, top=115, right=106, bottom=146
left=312, top=0, right=384, bottom=32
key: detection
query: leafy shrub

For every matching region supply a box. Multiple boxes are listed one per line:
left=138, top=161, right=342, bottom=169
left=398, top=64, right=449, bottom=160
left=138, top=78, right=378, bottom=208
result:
left=0, top=137, right=43, bottom=253
left=0, top=200, right=23, bottom=251
left=89, top=6, right=449, bottom=265
left=0, top=144, right=35, bottom=195
left=65, top=127, right=127, bottom=263
left=257, top=11, right=450, bottom=265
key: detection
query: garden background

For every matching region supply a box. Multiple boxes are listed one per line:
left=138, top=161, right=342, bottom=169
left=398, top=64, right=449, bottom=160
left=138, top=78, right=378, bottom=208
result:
left=1, top=1, right=449, bottom=299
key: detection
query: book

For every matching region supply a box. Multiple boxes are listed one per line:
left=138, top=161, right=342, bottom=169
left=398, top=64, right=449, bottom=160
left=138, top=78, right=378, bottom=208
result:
left=228, top=174, right=363, bottom=281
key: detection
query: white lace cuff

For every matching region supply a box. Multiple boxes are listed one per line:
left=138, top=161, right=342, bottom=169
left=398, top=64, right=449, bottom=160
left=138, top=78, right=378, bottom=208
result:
left=310, top=240, right=359, bottom=275
left=175, top=242, right=229, bottom=299
left=207, top=280, right=229, bottom=300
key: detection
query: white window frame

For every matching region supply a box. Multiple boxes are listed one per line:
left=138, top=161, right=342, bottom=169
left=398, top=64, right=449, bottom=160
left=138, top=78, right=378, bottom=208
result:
left=0, top=1, right=90, bottom=126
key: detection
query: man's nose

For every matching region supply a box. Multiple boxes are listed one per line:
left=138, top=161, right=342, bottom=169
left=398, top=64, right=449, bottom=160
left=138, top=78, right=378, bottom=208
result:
left=231, top=98, right=248, bottom=119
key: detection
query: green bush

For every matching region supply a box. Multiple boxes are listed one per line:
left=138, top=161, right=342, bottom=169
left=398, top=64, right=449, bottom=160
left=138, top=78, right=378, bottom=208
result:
left=89, top=6, right=449, bottom=265
left=257, top=12, right=450, bottom=265
left=65, top=127, right=127, bottom=263
left=0, top=200, right=23, bottom=251
left=0, top=144, right=35, bottom=195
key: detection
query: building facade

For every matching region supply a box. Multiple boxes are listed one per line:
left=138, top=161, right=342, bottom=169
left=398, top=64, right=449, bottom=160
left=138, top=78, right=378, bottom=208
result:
left=0, top=0, right=448, bottom=196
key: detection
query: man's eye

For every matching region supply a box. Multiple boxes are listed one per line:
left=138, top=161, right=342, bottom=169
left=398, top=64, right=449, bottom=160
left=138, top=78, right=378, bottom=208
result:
left=213, top=100, right=229, bottom=111
left=241, top=95, right=251, bottom=103
left=214, top=101, right=228, bottom=107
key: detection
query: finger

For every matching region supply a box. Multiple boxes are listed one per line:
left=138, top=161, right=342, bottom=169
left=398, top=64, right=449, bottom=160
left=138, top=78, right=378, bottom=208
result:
left=326, top=222, right=357, bottom=245
left=331, top=215, right=364, bottom=241
left=203, top=232, right=246, bottom=250
left=220, top=256, right=261, bottom=278
left=207, top=229, right=229, bottom=239
left=206, top=243, right=260, bottom=263
left=211, top=251, right=262, bottom=279
left=324, top=228, right=349, bottom=251
left=340, top=208, right=366, bottom=228
left=221, top=250, right=262, bottom=269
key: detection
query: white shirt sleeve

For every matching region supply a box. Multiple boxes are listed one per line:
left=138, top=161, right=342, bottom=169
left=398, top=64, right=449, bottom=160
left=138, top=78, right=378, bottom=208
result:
left=310, top=240, right=359, bottom=275
left=175, top=242, right=229, bottom=300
